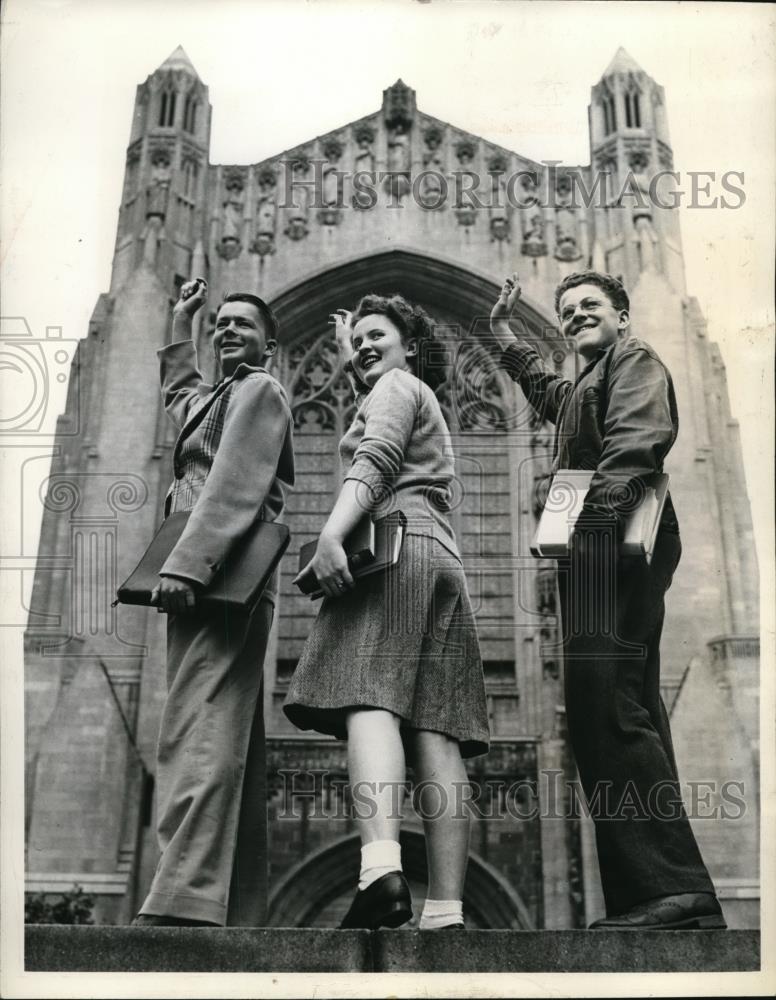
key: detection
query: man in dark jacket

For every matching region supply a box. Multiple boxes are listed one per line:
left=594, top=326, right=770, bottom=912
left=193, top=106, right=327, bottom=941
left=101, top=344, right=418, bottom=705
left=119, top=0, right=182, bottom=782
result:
left=490, top=270, right=725, bottom=929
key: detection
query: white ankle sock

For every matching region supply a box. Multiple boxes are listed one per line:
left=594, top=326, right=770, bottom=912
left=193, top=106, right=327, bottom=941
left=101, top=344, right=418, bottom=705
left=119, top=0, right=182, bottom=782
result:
left=359, top=839, right=402, bottom=891
left=419, top=898, right=463, bottom=930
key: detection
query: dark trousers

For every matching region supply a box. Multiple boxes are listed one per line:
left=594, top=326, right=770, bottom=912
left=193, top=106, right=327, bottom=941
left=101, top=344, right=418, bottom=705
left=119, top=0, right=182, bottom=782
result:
left=140, top=599, right=273, bottom=925
left=557, top=529, right=715, bottom=915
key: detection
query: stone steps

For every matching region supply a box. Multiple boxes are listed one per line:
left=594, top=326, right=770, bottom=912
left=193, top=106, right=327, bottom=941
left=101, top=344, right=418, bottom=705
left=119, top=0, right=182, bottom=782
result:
left=25, top=926, right=759, bottom=973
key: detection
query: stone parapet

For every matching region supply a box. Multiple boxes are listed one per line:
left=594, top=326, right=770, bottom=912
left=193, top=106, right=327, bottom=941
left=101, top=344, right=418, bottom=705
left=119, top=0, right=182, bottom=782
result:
left=25, top=926, right=759, bottom=973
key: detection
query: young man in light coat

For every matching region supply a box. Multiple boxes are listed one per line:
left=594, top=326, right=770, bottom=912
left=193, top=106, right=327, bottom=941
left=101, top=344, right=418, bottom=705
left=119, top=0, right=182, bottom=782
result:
left=134, top=278, right=294, bottom=926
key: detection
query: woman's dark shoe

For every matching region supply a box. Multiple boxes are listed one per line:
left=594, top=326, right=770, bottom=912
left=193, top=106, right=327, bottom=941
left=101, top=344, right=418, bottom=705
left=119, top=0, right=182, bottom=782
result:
left=589, top=892, right=726, bottom=930
left=340, top=871, right=413, bottom=929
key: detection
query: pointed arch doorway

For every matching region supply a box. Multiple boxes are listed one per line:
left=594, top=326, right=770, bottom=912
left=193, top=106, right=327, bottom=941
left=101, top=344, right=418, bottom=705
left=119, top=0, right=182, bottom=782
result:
left=267, top=831, right=535, bottom=929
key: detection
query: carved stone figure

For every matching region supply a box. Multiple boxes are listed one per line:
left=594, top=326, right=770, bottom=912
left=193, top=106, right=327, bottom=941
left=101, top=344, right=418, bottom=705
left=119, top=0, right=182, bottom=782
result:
left=489, top=163, right=510, bottom=241
left=384, top=123, right=411, bottom=203
left=318, top=165, right=343, bottom=225
left=146, top=155, right=171, bottom=218
left=455, top=206, right=476, bottom=228
left=354, top=125, right=375, bottom=175
left=251, top=167, right=277, bottom=256
left=221, top=176, right=245, bottom=241
left=554, top=175, right=581, bottom=261
left=635, top=215, right=658, bottom=271
left=521, top=209, right=547, bottom=256
left=455, top=138, right=476, bottom=166
left=628, top=149, right=660, bottom=271
left=284, top=156, right=310, bottom=240
left=419, top=126, right=446, bottom=209
left=142, top=217, right=163, bottom=267
left=490, top=216, right=510, bottom=242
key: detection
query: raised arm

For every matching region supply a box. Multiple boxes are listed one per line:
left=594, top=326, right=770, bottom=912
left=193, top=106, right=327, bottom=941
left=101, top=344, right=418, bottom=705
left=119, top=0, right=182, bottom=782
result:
left=158, top=277, right=209, bottom=429
left=492, top=273, right=571, bottom=425
left=331, top=309, right=370, bottom=402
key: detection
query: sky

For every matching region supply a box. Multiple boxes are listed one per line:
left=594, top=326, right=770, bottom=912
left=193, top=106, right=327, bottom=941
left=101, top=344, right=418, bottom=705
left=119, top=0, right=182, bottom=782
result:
left=1, top=0, right=773, bottom=569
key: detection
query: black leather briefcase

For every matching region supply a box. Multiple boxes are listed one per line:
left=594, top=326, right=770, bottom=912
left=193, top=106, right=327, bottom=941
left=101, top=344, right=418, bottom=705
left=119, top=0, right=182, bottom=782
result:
left=115, top=511, right=290, bottom=614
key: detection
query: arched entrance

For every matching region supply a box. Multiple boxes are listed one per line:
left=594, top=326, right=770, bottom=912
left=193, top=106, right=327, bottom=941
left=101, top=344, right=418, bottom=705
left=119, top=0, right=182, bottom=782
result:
left=269, top=246, right=552, bottom=337
left=267, top=830, right=534, bottom=929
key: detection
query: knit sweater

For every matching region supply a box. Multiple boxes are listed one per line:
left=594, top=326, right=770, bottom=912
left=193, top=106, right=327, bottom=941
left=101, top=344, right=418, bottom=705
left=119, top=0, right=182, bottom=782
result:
left=340, top=367, right=461, bottom=561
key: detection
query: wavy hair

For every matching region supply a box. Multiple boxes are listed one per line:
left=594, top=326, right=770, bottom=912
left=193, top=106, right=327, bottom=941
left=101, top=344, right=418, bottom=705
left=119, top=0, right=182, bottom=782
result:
left=349, top=293, right=446, bottom=392
left=553, top=271, right=630, bottom=315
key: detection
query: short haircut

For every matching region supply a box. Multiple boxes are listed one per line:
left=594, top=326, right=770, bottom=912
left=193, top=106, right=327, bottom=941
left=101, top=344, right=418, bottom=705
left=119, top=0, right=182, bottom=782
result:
left=220, top=292, right=279, bottom=341
left=350, top=293, right=446, bottom=391
left=554, top=271, right=630, bottom=315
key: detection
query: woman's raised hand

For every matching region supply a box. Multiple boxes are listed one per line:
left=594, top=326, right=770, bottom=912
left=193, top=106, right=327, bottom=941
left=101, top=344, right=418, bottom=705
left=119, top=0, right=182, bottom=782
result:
left=330, top=309, right=354, bottom=362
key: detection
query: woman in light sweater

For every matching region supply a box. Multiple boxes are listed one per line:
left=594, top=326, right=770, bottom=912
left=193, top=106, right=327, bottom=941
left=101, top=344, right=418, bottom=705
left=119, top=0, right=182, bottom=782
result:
left=284, top=295, right=489, bottom=931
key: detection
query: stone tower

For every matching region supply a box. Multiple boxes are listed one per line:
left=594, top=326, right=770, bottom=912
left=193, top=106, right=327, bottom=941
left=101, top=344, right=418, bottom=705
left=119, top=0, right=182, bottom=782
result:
left=112, top=45, right=211, bottom=294
left=24, top=48, right=212, bottom=918
left=588, top=46, right=684, bottom=290
left=23, top=48, right=760, bottom=928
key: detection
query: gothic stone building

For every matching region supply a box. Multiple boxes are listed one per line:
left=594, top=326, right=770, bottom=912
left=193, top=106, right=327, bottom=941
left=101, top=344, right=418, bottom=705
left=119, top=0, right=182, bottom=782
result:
left=24, top=46, right=760, bottom=929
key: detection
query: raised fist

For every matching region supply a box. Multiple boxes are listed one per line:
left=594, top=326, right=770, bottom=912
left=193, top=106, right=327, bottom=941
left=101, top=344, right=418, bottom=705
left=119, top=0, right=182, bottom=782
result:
left=173, top=277, right=208, bottom=317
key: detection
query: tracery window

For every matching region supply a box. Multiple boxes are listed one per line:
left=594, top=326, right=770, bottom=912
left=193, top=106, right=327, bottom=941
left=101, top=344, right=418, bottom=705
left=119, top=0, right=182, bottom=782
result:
left=183, top=93, right=199, bottom=134
left=625, top=88, right=641, bottom=128
left=158, top=87, right=176, bottom=127
left=601, top=85, right=617, bottom=135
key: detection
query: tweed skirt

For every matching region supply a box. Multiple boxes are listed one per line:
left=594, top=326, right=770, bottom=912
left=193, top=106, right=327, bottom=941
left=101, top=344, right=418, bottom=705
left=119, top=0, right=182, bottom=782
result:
left=283, top=534, right=490, bottom=758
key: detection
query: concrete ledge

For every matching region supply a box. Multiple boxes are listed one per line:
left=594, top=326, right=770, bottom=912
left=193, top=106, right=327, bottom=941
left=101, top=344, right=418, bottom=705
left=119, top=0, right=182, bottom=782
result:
left=25, top=926, right=371, bottom=973
left=25, top=926, right=760, bottom=973
left=373, top=928, right=760, bottom=973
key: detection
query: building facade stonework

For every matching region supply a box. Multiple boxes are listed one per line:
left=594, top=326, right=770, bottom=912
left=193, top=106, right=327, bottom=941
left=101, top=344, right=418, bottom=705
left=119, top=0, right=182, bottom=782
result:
left=24, top=46, right=759, bottom=929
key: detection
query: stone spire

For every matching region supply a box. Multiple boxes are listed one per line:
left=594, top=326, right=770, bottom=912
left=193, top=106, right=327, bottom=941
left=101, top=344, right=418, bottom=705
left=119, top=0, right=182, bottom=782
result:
left=601, top=46, right=644, bottom=79
left=158, top=44, right=201, bottom=78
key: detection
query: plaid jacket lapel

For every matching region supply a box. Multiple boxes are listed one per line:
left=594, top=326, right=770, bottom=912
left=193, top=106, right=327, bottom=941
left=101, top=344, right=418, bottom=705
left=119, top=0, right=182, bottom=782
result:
left=172, top=376, right=233, bottom=467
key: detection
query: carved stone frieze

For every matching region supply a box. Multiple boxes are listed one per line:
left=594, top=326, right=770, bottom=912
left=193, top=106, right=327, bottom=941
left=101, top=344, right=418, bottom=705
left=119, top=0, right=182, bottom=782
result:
left=455, top=137, right=477, bottom=166
left=322, top=136, right=344, bottom=163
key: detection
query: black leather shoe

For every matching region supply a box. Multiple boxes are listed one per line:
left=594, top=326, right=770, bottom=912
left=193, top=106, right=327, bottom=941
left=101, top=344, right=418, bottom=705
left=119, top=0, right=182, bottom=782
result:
left=340, top=871, right=413, bottom=929
left=132, top=913, right=218, bottom=927
left=589, top=892, right=726, bottom=930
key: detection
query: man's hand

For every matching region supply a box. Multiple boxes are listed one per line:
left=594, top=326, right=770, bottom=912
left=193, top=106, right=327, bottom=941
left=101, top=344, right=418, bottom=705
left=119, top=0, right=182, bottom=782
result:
left=173, top=277, right=208, bottom=318
left=489, top=272, right=522, bottom=351
left=292, top=530, right=354, bottom=599
left=151, top=575, right=197, bottom=614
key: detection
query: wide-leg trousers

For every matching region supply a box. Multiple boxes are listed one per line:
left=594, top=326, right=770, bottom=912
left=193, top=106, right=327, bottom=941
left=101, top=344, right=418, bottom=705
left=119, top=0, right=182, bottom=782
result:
left=139, top=598, right=273, bottom=925
left=557, top=528, right=715, bottom=916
